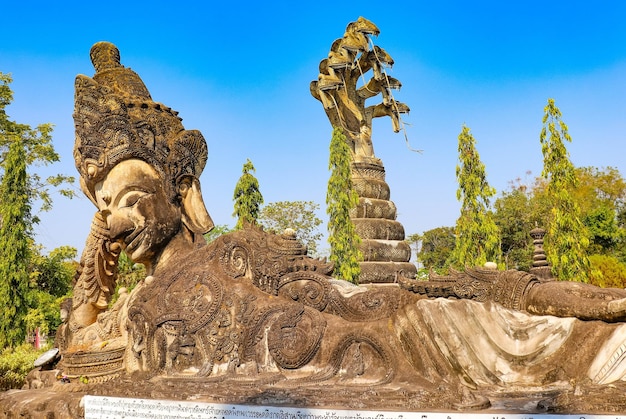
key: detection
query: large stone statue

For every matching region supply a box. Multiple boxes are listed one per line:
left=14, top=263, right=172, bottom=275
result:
left=5, top=39, right=626, bottom=416
left=310, top=17, right=415, bottom=284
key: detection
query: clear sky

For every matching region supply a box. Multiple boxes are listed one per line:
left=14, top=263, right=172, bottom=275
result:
left=2, top=1, right=626, bottom=256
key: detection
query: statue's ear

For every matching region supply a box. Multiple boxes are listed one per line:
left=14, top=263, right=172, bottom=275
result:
left=80, top=176, right=98, bottom=206
left=178, top=175, right=214, bottom=235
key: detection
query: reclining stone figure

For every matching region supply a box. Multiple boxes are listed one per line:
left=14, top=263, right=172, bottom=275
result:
left=60, top=41, right=626, bottom=408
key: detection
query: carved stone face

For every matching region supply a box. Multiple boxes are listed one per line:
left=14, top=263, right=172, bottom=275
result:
left=95, top=159, right=182, bottom=267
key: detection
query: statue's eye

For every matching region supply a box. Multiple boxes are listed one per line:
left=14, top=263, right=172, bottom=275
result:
left=119, top=191, right=148, bottom=208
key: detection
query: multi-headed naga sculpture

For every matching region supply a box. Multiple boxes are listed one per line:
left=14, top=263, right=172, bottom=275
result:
left=311, top=17, right=415, bottom=283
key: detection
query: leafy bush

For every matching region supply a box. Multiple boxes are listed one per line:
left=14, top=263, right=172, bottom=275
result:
left=0, top=344, right=45, bottom=390
left=589, top=254, right=626, bottom=288
left=25, top=245, right=76, bottom=337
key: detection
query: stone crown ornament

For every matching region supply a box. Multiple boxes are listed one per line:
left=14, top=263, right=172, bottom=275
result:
left=73, top=41, right=208, bottom=203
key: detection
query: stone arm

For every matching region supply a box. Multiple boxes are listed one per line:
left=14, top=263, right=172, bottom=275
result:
left=399, top=268, right=626, bottom=323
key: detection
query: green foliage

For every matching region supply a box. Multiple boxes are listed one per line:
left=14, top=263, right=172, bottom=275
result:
left=494, top=167, right=626, bottom=272
left=259, top=201, right=323, bottom=255
left=24, top=245, right=75, bottom=337
left=540, top=98, right=590, bottom=282
left=232, top=159, right=263, bottom=230
left=584, top=204, right=623, bottom=255
left=450, top=125, right=501, bottom=268
left=415, top=267, right=430, bottom=281
left=327, top=127, right=362, bottom=283
left=0, top=73, right=76, bottom=348
left=0, top=344, right=45, bottom=390
left=574, top=166, right=626, bottom=261
left=204, top=224, right=234, bottom=243
left=108, top=251, right=145, bottom=306
left=23, top=294, right=65, bottom=337
left=493, top=177, right=544, bottom=270
left=436, top=162, right=624, bottom=278
left=30, top=245, right=76, bottom=297
left=414, top=227, right=456, bottom=273
left=0, top=136, right=31, bottom=347
left=0, top=73, right=75, bottom=218
left=588, top=254, right=626, bottom=289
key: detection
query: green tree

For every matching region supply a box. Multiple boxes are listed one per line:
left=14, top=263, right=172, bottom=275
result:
left=540, top=98, right=590, bottom=282
left=259, top=201, right=323, bottom=255
left=573, top=166, right=626, bottom=213
left=25, top=245, right=76, bottom=337
left=450, top=125, right=501, bottom=268
left=494, top=187, right=532, bottom=271
left=493, top=176, right=547, bottom=271
left=0, top=136, right=31, bottom=347
left=584, top=205, right=623, bottom=255
left=23, top=292, right=64, bottom=338
left=493, top=167, right=626, bottom=282
left=30, top=245, right=75, bottom=297
left=415, top=226, right=456, bottom=273
left=572, top=166, right=626, bottom=260
left=327, top=127, right=361, bottom=283
left=0, top=73, right=75, bottom=347
left=232, top=159, right=263, bottom=230
left=489, top=165, right=626, bottom=283
left=588, top=254, right=626, bottom=289
left=0, top=73, right=74, bottom=218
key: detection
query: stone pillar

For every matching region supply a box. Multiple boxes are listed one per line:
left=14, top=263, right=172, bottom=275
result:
left=351, top=161, right=416, bottom=283
left=529, top=227, right=552, bottom=280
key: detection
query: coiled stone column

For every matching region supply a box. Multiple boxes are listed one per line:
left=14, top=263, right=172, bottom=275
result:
left=351, top=162, right=416, bottom=283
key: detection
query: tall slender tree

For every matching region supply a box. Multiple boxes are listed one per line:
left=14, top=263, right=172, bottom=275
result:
left=0, top=73, right=74, bottom=216
left=540, top=98, right=590, bottom=282
left=450, top=125, right=501, bottom=268
left=0, top=137, right=31, bottom=347
left=232, top=159, right=263, bottom=230
left=0, top=73, right=74, bottom=348
left=327, top=127, right=362, bottom=283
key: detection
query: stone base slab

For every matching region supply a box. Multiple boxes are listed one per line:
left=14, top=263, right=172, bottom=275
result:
left=83, top=395, right=626, bottom=419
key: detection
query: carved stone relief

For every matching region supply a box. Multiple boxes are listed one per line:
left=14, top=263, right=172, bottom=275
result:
left=6, top=36, right=626, bottom=417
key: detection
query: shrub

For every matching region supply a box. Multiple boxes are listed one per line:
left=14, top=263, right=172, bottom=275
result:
left=0, top=344, right=45, bottom=390
left=589, top=254, right=626, bottom=288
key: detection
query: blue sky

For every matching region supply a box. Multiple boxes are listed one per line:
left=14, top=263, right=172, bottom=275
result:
left=2, top=1, right=626, bottom=256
